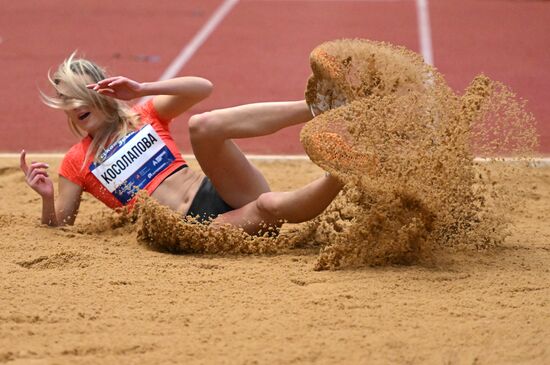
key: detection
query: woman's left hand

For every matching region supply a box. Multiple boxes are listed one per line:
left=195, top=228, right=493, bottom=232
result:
left=87, top=76, right=145, bottom=100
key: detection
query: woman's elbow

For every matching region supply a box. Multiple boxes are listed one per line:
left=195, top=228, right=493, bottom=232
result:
left=198, top=78, right=213, bottom=99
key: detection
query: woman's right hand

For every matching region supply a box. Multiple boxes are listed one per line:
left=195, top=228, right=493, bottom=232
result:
left=20, top=150, right=54, bottom=199
left=86, top=76, right=144, bottom=100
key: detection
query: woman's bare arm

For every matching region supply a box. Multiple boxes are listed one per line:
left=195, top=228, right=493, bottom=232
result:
left=87, top=76, right=213, bottom=120
left=55, top=176, right=82, bottom=225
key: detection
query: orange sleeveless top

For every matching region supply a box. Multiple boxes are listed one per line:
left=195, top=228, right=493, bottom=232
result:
left=59, top=100, right=187, bottom=209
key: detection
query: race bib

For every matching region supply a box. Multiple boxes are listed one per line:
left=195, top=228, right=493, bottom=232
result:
left=90, top=124, right=175, bottom=204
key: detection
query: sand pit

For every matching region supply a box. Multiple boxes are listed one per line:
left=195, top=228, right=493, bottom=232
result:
left=1, top=39, right=548, bottom=363
left=1, top=156, right=549, bottom=364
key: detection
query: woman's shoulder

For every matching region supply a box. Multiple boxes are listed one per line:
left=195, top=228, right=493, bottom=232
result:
left=133, top=99, right=171, bottom=127
left=59, top=136, right=92, bottom=184
left=63, top=136, right=92, bottom=163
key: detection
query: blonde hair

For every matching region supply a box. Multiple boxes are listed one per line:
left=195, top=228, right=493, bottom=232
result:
left=41, top=52, right=141, bottom=166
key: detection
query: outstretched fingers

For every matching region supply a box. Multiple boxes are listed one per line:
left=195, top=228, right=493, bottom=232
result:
left=30, top=173, right=47, bottom=186
left=104, top=78, right=128, bottom=87
left=86, top=76, right=141, bottom=100
left=96, top=88, right=117, bottom=98
left=27, top=163, right=49, bottom=182
left=19, top=149, right=54, bottom=198
left=20, top=151, right=48, bottom=175
left=20, top=150, right=49, bottom=183
left=86, top=76, right=121, bottom=90
left=19, top=149, right=28, bottom=174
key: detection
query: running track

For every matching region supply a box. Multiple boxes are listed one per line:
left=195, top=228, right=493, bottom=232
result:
left=1, top=0, right=548, bottom=154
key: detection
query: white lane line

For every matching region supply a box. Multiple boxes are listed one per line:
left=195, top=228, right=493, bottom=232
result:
left=139, top=0, right=239, bottom=104
left=245, top=0, right=407, bottom=2
left=415, top=0, right=434, bottom=65
left=3, top=154, right=550, bottom=166
left=159, top=0, right=239, bottom=80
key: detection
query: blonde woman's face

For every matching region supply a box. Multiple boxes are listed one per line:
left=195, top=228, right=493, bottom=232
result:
left=57, top=79, right=107, bottom=137
left=65, top=103, right=106, bottom=137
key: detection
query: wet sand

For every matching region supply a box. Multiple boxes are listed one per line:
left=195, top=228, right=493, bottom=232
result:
left=1, top=156, right=549, bottom=364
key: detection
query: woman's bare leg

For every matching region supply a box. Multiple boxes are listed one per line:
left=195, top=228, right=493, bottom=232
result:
left=189, top=100, right=312, bottom=208
left=212, top=174, right=343, bottom=235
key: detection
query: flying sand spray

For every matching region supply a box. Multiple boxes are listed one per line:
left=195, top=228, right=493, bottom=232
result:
left=133, top=39, right=538, bottom=270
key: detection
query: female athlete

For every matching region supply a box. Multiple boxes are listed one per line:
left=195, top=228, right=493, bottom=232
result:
left=20, top=53, right=342, bottom=234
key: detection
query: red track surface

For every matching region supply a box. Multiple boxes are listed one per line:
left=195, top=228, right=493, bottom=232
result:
left=1, top=0, right=548, bottom=154
left=430, top=0, right=550, bottom=154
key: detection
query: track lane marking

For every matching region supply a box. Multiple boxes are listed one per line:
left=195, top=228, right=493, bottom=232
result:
left=416, top=0, right=434, bottom=65
left=140, top=0, right=239, bottom=104
left=244, top=0, right=409, bottom=2
left=159, top=0, right=239, bottom=80
left=3, top=154, right=550, bottom=166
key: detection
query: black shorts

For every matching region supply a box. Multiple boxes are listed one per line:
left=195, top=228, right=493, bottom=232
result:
left=186, top=177, right=233, bottom=223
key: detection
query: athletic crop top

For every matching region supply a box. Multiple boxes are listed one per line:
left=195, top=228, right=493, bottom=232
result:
left=59, top=100, right=187, bottom=209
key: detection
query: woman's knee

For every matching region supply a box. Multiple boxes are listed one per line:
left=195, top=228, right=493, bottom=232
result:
left=255, top=192, right=285, bottom=221
left=189, top=111, right=222, bottom=141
